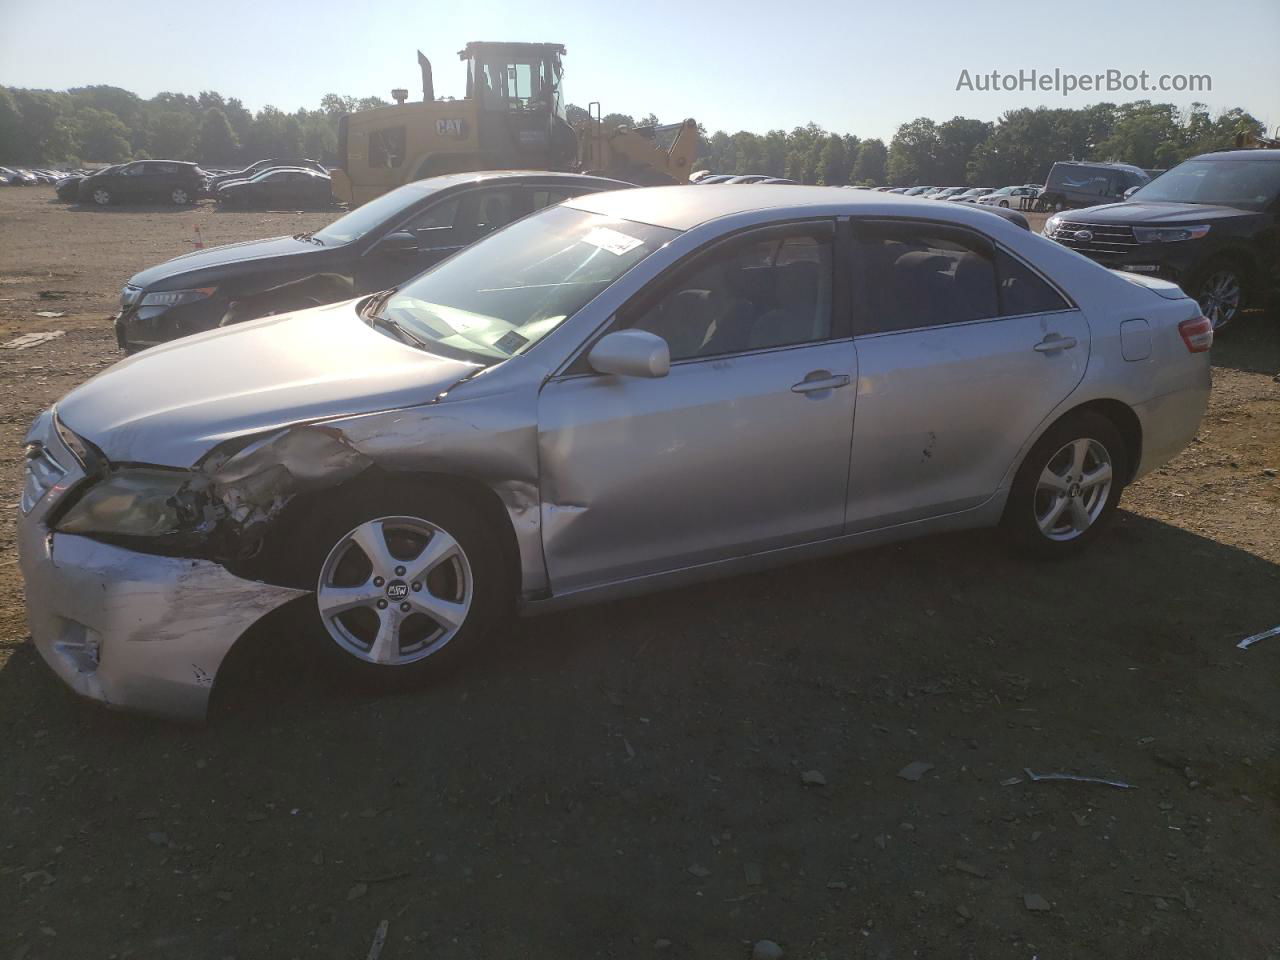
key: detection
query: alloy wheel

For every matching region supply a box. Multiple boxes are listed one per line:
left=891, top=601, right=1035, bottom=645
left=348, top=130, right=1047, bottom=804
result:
left=172, top=187, right=190, bottom=204
left=93, top=189, right=110, bottom=205
left=1034, top=438, right=1113, bottom=542
left=1197, top=269, right=1241, bottom=329
left=317, top=516, right=473, bottom=665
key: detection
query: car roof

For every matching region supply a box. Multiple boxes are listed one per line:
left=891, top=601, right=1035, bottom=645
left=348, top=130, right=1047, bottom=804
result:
left=1194, top=149, right=1280, bottom=161
left=566, top=184, right=1039, bottom=232
left=408, top=170, right=633, bottom=191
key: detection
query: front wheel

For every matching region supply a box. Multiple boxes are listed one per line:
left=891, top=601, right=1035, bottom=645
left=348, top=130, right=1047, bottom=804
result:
left=299, top=487, right=510, bottom=687
left=999, top=199, right=1009, bottom=208
left=1003, top=412, right=1127, bottom=558
left=170, top=186, right=194, bottom=205
left=1190, top=260, right=1246, bottom=330
left=91, top=187, right=112, bottom=206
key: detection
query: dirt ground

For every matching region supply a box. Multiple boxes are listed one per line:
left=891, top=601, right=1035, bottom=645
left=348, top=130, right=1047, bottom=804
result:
left=1, top=186, right=1278, bottom=960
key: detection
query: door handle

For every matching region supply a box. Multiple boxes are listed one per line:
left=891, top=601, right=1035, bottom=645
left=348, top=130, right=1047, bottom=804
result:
left=1034, top=334, right=1078, bottom=353
left=791, top=373, right=851, bottom=393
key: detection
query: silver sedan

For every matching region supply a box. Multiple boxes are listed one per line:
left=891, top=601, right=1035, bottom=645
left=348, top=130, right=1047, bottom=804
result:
left=18, top=186, right=1212, bottom=719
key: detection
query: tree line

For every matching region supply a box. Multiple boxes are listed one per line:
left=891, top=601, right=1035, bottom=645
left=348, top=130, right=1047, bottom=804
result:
left=0, top=83, right=1264, bottom=188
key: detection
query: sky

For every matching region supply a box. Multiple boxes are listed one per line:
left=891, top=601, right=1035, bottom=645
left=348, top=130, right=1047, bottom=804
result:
left=2, top=0, right=1278, bottom=142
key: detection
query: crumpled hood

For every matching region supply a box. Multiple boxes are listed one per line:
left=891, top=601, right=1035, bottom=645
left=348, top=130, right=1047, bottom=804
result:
left=1058, top=201, right=1256, bottom=224
left=56, top=300, right=484, bottom=467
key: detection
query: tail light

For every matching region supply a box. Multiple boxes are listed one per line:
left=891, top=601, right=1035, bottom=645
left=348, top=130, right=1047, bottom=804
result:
left=1178, top=315, right=1213, bottom=353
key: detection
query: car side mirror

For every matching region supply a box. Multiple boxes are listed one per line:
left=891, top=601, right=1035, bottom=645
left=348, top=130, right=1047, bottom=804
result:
left=587, top=330, right=670, bottom=378
left=1123, top=186, right=1139, bottom=200
left=373, top=230, right=419, bottom=257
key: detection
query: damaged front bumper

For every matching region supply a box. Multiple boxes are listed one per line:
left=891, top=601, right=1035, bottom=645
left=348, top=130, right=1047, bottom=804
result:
left=17, top=519, right=306, bottom=721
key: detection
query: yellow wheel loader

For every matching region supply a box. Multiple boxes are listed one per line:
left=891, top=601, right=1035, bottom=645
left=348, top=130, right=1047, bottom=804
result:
left=330, top=42, right=698, bottom=205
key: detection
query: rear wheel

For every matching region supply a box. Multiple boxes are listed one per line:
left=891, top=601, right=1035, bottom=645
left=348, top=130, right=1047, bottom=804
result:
left=298, top=486, right=509, bottom=687
left=1003, top=411, right=1127, bottom=558
left=998, top=199, right=1009, bottom=208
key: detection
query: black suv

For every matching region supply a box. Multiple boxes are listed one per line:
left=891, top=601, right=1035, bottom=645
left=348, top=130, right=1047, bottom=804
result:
left=1040, top=161, right=1150, bottom=211
left=1044, top=150, right=1280, bottom=328
left=78, top=160, right=207, bottom=206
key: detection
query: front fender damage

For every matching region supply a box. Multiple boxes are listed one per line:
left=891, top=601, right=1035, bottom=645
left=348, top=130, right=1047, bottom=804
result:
left=162, top=399, right=546, bottom=596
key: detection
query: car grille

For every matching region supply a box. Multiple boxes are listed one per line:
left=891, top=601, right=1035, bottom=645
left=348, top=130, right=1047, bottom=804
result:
left=120, top=284, right=143, bottom=308
left=1048, top=221, right=1137, bottom=256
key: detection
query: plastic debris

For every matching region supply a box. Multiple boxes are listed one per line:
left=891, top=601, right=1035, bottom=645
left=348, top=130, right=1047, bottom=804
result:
left=1237, top=624, right=1280, bottom=650
left=897, top=761, right=934, bottom=782
left=1024, top=768, right=1134, bottom=789
left=34, top=310, right=66, bottom=318
left=3, top=330, right=64, bottom=350
left=365, top=919, right=388, bottom=960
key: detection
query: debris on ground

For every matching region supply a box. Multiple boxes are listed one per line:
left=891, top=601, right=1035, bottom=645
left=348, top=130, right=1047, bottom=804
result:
left=2, top=330, right=64, bottom=350
left=897, top=761, right=934, bottom=782
left=347, top=882, right=369, bottom=900
left=954, top=860, right=988, bottom=878
left=800, top=769, right=827, bottom=786
left=1023, top=893, right=1052, bottom=912
left=365, top=919, right=389, bottom=960
left=752, top=939, right=784, bottom=960
left=1236, top=624, right=1280, bottom=650
left=744, top=862, right=764, bottom=887
left=34, top=310, right=66, bottom=318
left=687, top=864, right=711, bottom=878
left=1024, top=768, right=1135, bottom=789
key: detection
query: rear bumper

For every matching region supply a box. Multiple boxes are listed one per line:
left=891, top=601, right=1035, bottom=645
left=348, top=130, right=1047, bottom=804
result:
left=17, top=519, right=305, bottom=721
left=1131, top=370, right=1211, bottom=481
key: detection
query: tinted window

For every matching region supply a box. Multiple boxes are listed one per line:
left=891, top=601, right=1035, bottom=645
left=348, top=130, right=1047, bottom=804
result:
left=624, top=225, right=834, bottom=361
left=404, top=197, right=460, bottom=231
left=531, top=188, right=574, bottom=208
left=996, top=250, right=1070, bottom=315
left=855, top=223, right=997, bottom=333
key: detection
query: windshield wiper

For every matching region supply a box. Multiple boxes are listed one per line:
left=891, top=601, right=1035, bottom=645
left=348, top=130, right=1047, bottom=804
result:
left=361, top=290, right=430, bottom=349
left=292, top=231, right=324, bottom=245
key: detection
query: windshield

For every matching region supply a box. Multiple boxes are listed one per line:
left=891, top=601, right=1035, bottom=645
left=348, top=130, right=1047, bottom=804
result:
left=375, top=205, right=677, bottom=362
left=1129, top=158, right=1280, bottom=211
left=314, top=182, right=441, bottom=244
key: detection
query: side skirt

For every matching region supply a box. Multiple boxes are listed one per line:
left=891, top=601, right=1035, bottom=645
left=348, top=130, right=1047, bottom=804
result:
left=518, top=492, right=1010, bottom=617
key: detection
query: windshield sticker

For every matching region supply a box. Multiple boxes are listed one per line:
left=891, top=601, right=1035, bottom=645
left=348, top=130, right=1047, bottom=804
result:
left=581, top=226, right=644, bottom=256
left=494, top=330, right=530, bottom=355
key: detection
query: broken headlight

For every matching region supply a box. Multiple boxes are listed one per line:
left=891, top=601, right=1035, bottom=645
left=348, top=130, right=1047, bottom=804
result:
left=56, top=468, right=193, bottom=538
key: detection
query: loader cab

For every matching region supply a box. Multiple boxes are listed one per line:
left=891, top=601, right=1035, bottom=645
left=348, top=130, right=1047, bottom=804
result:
left=461, top=42, right=576, bottom=169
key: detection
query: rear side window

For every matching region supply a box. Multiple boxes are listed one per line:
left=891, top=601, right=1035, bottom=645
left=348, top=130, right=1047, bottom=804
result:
left=996, top=250, right=1070, bottom=315
left=853, top=222, right=998, bottom=333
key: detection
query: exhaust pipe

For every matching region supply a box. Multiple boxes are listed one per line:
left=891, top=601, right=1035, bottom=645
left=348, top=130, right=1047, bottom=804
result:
left=418, top=50, right=435, bottom=102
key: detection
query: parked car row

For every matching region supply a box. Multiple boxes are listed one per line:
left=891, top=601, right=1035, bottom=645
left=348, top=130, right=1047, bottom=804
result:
left=43, top=158, right=336, bottom=209
left=21, top=175, right=1213, bottom=720
left=1, top=165, right=83, bottom=185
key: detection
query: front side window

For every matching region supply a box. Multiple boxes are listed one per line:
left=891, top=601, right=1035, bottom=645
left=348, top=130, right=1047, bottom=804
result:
left=315, top=181, right=443, bottom=244
left=478, top=58, right=552, bottom=112
left=623, top=224, right=834, bottom=361
left=369, top=126, right=406, bottom=168
left=375, top=205, right=677, bottom=362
